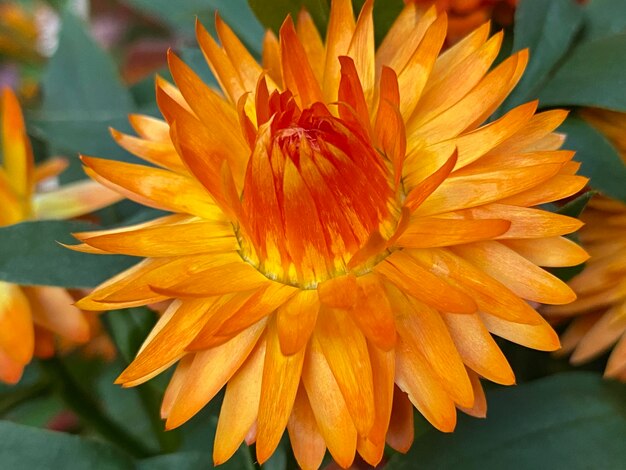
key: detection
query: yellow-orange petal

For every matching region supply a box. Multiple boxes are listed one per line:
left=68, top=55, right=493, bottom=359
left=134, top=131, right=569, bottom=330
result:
left=33, top=180, right=123, bottom=220
left=375, top=250, right=477, bottom=314
left=276, top=289, right=320, bottom=355
left=214, top=338, right=265, bottom=465
left=322, top=0, right=356, bottom=103
left=315, top=306, right=375, bottom=436
left=256, top=317, right=305, bottom=464
left=287, top=385, right=327, bottom=470
left=0, top=282, right=34, bottom=365
left=442, top=311, right=515, bottom=385
left=302, top=337, right=357, bottom=468
left=453, top=241, right=576, bottom=305
left=166, top=319, right=265, bottom=429
left=396, top=217, right=511, bottom=248
left=1, top=87, right=33, bottom=199
left=385, top=387, right=414, bottom=453
left=458, top=368, right=487, bottom=418
left=503, top=236, right=589, bottom=267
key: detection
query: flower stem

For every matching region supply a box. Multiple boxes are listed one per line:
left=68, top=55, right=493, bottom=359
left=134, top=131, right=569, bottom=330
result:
left=41, top=356, right=154, bottom=458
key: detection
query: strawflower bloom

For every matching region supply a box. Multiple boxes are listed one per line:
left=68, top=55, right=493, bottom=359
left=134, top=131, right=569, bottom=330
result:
left=0, top=87, right=120, bottom=383
left=544, top=108, right=626, bottom=382
left=73, top=1, right=588, bottom=467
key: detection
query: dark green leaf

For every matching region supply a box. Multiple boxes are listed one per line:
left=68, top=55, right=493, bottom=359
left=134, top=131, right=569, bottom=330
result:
left=26, top=9, right=137, bottom=175
left=387, top=372, right=626, bottom=469
left=582, top=0, right=626, bottom=42
left=248, top=0, right=329, bottom=37
left=0, top=220, right=136, bottom=288
left=0, top=421, right=135, bottom=469
left=556, top=190, right=597, bottom=218
left=125, top=0, right=264, bottom=54
left=559, top=115, right=626, bottom=202
left=539, top=33, right=626, bottom=111
left=501, top=0, right=583, bottom=111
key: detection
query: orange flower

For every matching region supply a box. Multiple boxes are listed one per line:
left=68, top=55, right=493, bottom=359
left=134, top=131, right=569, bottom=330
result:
left=0, top=2, right=40, bottom=63
left=410, top=0, right=517, bottom=44
left=0, top=88, right=121, bottom=383
left=545, top=108, right=626, bottom=382
left=74, top=1, right=587, bottom=467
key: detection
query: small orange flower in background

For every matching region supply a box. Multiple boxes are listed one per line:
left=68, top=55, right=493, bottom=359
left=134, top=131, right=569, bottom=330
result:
left=545, top=108, right=626, bottom=382
left=72, top=1, right=589, bottom=468
left=0, top=88, right=120, bottom=383
left=410, top=0, right=517, bottom=44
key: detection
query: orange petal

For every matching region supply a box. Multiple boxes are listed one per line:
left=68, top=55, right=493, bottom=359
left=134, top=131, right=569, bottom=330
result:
left=109, top=127, right=186, bottom=174
left=1, top=87, right=33, bottom=198
left=458, top=204, right=584, bottom=239
left=408, top=248, right=544, bottom=325
left=33, top=157, right=68, bottom=183
left=346, top=0, right=375, bottom=106
left=404, top=148, right=457, bottom=212
left=375, top=250, right=477, bottom=314
left=279, top=16, right=323, bottom=108
left=571, top=304, right=626, bottom=365
left=213, top=338, right=266, bottom=465
left=33, top=180, right=122, bottom=220
left=315, top=306, right=375, bottom=436
left=78, top=219, right=237, bottom=257
left=195, top=19, right=245, bottom=102
left=453, top=241, right=576, bottom=305
left=385, top=386, right=414, bottom=453
left=80, top=156, right=218, bottom=219
left=322, top=0, right=356, bottom=103
left=0, top=347, right=24, bottom=384
left=441, top=311, right=515, bottom=385
left=116, top=298, right=224, bottom=385
left=0, top=282, right=33, bottom=365
left=317, top=273, right=357, bottom=309
left=256, top=317, right=306, bottom=464
left=166, top=319, right=266, bottom=429
left=396, top=217, right=511, bottom=248
left=503, top=236, right=589, bottom=267
left=302, top=337, right=357, bottom=468
left=349, top=273, right=396, bottom=351
left=287, top=385, right=327, bottom=470
left=161, top=354, right=193, bottom=419
left=356, top=345, right=394, bottom=467
left=23, top=286, right=89, bottom=343
left=276, top=289, right=320, bottom=356
left=395, top=335, right=457, bottom=432
left=457, top=368, right=487, bottom=418
left=396, top=14, right=447, bottom=120
left=605, top=331, right=626, bottom=378
left=389, top=285, right=473, bottom=408
left=262, top=31, right=283, bottom=87
left=481, top=311, right=560, bottom=352
left=414, top=163, right=563, bottom=217
left=296, top=9, right=325, bottom=84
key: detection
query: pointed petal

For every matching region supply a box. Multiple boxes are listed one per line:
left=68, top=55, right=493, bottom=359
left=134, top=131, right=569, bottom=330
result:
left=453, top=241, right=576, bottom=305
left=441, top=311, right=515, bottom=385
left=213, top=338, right=266, bottom=465
left=322, top=0, right=356, bottom=103
left=347, top=0, right=375, bottom=106
left=166, top=320, right=266, bottom=429
left=385, top=387, right=414, bottom=453
left=287, top=385, right=327, bottom=470
left=33, top=180, right=122, bottom=220
left=375, top=250, right=478, bottom=314
left=315, top=306, right=375, bottom=436
left=302, top=337, right=357, bottom=468
left=457, top=368, right=487, bottom=418
left=256, top=317, right=305, bottom=464
left=397, top=217, right=511, bottom=248
left=296, top=10, right=325, bottom=84
left=503, top=236, right=589, bottom=267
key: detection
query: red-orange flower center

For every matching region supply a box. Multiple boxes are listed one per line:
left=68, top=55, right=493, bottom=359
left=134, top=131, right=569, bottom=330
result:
left=241, top=90, right=393, bottom=287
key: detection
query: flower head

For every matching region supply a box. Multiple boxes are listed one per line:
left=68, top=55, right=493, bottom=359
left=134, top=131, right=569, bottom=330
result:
left=0, top=87, right=120, bottom=383
left=74, top=1, right=587, bottom=467
left=545, top=108, right=626, bottom=382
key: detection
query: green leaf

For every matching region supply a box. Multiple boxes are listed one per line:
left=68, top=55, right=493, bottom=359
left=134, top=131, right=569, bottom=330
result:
left=556, top=190, right=597, bottom=218
left=539, top=33, right=626, bottom=111
left=559, top=115, right=626, bottom=203
left=26, top=9, right=137, bottom=178
left=0, top=421, right=135, bottom=469
left=248, top=0, right=329, bottom=37
left=501, top=0, right=583, bottom=111
left=0, top=220, right=136, bottom=288
left=582, top=0, right=626, bottom=42
left=125, top=0, right=264, bottom=55
left=387, top=372, right=626, bottom=469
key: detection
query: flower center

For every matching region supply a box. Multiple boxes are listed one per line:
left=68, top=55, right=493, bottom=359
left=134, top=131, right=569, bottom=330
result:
left=240, top=92, right=394, bottom=287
